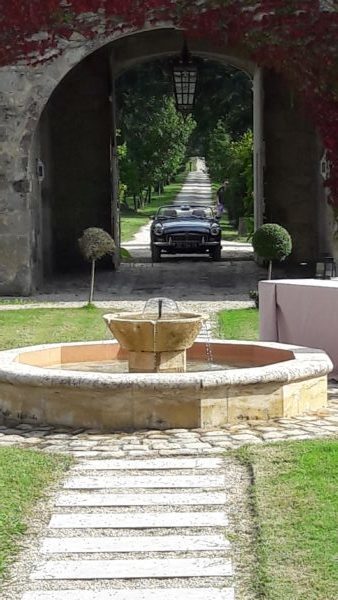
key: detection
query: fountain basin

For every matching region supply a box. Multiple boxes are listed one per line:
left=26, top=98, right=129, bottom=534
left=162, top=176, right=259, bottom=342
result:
left=0, top=339, right=332, bottom=430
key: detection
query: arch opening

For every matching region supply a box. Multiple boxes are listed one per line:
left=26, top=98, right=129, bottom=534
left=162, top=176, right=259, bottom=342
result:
left=33, top=27, right=261, bottom=283
left=30, top=25, right=328, bottom=290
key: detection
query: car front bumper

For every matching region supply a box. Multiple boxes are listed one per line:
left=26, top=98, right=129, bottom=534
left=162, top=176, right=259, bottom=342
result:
left=153, top=240, right=221, bottom=249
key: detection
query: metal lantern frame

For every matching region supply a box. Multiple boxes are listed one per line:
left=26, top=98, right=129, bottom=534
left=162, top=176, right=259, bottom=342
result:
left=173, top=41, right=198, bottom=115
left=315, top=254, right=337, bottom=279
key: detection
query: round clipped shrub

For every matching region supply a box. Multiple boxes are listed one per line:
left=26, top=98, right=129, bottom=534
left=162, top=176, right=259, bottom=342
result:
left=252, top=223, right=292, bottom=260
left=78, top=228, right=116, bottom=303
left=252, top=223, right=292, bottom=279
left=78, top=227, right=115, bottom=262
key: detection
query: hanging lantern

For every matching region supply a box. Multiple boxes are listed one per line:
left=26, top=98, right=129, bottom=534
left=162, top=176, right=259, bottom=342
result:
left=173, top=41, right=197, bottom=115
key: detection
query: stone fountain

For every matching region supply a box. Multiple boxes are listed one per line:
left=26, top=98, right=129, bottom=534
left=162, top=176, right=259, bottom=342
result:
left=0, top=296, right=332, bottom=430
left=103, top=298, right=203, bottom=373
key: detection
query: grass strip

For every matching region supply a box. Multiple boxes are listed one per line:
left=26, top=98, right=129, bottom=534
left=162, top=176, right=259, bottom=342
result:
left=0, top=306, right=260, bottom=350
left=0, top=448, right=71, bottom=579
left=217, top=308, right=259, bottom=340
left=237, top=440, right=338, bottom=599
left=0, top=305, right=111, bottom=350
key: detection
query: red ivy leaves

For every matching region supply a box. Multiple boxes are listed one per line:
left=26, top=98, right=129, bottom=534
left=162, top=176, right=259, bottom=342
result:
left=1, top=0, right=338, bottom=202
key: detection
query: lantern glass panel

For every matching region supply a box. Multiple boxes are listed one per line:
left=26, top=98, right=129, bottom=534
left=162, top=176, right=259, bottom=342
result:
left=173, top=60, right=197, bottom=113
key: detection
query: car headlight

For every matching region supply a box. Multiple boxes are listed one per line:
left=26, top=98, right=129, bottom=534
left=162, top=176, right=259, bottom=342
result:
left=154, top=223, right=164, bottom=236
left=210, top=225, right=220, bottom=236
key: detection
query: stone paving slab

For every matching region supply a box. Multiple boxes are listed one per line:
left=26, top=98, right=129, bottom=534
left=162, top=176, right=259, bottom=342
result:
left=55, top=491, right=228, bottom=507
left=23, top=588, right=235, bottom=600
left=41, top=535, right=230, bottom=553
left=49, top=512, right=228, bottom=529
left=72, top=458, right=223, bottom=471
left=30, top=557, right=233, bottom=580
left=64, top=475, right=224, bottom=489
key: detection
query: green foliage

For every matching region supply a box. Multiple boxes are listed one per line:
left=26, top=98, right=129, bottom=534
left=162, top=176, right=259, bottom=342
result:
left=206, top=120, right=232, bottom=183
left=78, top=228, right=116, bottom=262
left=117, top=63, right=196, bottom=205
left=207, top=124, right=253, bottom=226
left=252, top=223, right=292, bottom=261
left=190, top=62, right=252, bottom=154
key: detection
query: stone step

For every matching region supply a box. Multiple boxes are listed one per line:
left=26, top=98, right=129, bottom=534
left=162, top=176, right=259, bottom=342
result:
left=23, top=587, right=235, bottom=600
left=30, top=557, right=233, bottom=580
left=73, top=458, right=223, bottom=471
left=55, top=490, right=227, bottom=507
left=49, top=511, right=228, bottom=529
left=64, top=474, right=224, bottom=490
left=41, top=534, right=230, bottom=554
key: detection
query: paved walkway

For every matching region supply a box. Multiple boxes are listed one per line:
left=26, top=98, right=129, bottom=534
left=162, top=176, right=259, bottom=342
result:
left=18, top=457, right=235, bottom=600
left=1, top=388, right=337, bottom=600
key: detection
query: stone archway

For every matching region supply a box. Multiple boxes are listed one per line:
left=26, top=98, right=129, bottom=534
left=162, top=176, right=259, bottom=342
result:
left=0, top=25, right=330, bottom=294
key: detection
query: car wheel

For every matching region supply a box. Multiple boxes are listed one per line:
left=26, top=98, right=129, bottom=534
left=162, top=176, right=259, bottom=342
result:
left=210, top=246, right=221, bottom=261
left=151, top=245, right=161, bottom=262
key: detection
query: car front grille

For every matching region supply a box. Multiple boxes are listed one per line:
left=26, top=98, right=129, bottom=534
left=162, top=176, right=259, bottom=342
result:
left=166, top=233, right=206, bottom=246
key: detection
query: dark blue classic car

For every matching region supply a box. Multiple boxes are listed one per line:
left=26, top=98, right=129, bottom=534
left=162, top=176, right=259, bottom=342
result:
left=150, top=204, right=222, bottom=262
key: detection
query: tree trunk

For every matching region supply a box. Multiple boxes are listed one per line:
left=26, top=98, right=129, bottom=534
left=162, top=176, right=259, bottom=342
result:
left=133, top=194, right=137, bottom=211
left=268, top=260, right=273, bottom=280
left=89, top=259, right=96, bottom=304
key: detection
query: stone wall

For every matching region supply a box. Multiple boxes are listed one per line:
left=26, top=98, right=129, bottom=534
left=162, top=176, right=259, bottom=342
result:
left=263, top=70, right=329, bottom=261
left=0, top=43, right=94, bottom=294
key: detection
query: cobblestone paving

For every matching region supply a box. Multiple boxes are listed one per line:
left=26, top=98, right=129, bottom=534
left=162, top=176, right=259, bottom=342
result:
left=1, top=385, right=337, bottom=457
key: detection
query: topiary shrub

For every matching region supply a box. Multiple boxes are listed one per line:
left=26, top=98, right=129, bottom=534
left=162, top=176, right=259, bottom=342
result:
left=78, top=228, right=116, bottom=304
left=252, top=223, right=292, bottom=279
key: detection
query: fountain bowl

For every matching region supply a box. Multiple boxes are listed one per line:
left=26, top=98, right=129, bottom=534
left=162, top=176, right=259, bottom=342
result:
left=103, top=312, right=203, bottom=353
left=0, top=339, right=332, bottom=431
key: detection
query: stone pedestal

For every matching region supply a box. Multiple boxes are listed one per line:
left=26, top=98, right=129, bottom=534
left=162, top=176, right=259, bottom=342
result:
left=128, top=350, right=186, bottom=373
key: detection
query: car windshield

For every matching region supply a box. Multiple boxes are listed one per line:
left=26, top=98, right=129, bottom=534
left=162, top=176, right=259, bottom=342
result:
left=156, top=205, right=214, bottom=219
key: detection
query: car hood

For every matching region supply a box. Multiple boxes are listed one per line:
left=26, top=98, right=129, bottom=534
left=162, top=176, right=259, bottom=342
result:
left=158, top=219, right=216, bottom=234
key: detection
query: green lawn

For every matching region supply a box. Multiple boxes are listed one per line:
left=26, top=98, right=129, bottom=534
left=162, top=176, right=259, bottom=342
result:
left=217, top=308, right=259, bottom=340
left=121, top=174, right=186, bottom=242
left=0, top=448, right=71, bottom=579
left=0, top=306, right=112, bottom=350
left=238, top=440, right=338, bottom=600
left=0, top=306, right=259, bottom=350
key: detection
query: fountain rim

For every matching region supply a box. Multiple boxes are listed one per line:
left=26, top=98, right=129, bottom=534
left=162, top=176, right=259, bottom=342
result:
left=103, top=312, right=205, bottom=323
left=0, top=339, right=332, bottom=390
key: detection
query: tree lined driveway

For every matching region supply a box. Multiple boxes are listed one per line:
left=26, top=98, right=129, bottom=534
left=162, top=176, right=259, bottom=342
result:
left=123, top=160, right=253, bottom=261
